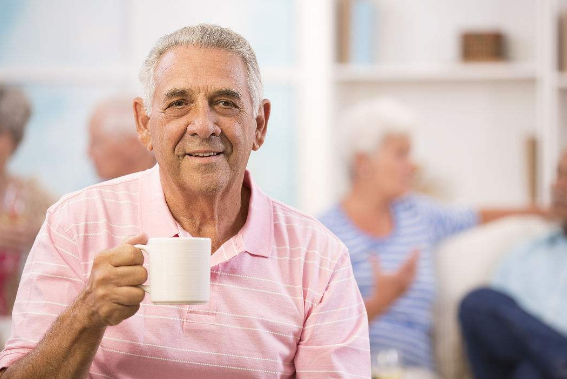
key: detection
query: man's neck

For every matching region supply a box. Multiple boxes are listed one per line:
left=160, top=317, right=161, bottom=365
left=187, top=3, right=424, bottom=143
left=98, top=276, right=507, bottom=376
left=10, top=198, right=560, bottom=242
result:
left=162, top=176, right=250, bottom=253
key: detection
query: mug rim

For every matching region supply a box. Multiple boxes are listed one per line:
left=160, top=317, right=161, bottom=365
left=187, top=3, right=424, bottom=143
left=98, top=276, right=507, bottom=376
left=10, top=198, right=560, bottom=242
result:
left=147, top=237, right=211, bottom=242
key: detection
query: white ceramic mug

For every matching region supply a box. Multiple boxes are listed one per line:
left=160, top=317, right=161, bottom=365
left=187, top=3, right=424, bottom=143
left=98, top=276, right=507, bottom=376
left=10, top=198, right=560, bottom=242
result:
left=135, top=237, right=211, bottom=304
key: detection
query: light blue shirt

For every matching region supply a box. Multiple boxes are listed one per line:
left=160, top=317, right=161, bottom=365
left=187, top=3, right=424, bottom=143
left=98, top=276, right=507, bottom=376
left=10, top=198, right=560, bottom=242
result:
left=492, top=228, right=567, bottom=337
left=319, top=194, right=478, bottom=369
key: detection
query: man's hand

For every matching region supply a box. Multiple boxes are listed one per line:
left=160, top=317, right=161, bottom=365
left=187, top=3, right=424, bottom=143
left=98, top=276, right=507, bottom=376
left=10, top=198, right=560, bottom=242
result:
left=0, top=223, right=38, bottom=252
left=365, top=250, right=419, bottom=321
left=78, top=233, right=148, bottom=329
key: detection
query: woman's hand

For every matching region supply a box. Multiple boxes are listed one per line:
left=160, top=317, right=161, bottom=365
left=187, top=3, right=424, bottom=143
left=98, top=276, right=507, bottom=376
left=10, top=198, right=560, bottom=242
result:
left=365, top=249, right=420, bottom=322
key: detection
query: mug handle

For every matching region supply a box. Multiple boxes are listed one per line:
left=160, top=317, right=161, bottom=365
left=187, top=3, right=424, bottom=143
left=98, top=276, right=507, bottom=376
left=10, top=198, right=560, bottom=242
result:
left=134, top=244, right=151, bottom=294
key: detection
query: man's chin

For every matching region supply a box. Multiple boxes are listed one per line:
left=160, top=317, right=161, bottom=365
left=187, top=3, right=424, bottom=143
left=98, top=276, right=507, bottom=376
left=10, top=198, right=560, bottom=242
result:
left=183, top=174, right=229, bottom=195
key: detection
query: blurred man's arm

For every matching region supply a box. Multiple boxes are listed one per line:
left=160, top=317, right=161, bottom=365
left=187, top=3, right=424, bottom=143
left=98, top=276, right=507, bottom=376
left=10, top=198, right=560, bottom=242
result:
left=478, top=206, right=549, bottom=224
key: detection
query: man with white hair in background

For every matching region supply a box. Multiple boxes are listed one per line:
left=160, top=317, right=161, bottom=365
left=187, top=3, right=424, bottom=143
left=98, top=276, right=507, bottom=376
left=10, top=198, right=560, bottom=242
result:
left=0, top=24, right=370, bottom=378
left=88, top=96, right=156, bottom=181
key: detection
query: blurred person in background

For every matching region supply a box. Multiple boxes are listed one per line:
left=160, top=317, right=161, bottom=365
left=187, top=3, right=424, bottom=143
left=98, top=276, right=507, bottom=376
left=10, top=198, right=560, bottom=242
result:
left=88, top=95, right=155, bottom=181
left=459, top=150, right=567, bottom=379
left=0, top=84, right=53, bottom=315
left=318, top=98, right=546, bottom=376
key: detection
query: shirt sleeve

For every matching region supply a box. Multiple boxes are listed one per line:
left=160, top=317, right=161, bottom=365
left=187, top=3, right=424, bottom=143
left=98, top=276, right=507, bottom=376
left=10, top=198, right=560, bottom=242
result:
left=294, top=248, right=371, bottom=378
left=415, top=195, right=479, bottom=244
left=0, top=209, right=85, bottom=369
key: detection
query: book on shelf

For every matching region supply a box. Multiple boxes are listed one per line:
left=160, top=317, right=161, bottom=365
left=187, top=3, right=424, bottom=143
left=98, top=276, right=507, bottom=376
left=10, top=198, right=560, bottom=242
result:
left=336, top=0, right=376, bottom=64
left=525, top=135, right=537, bottom=203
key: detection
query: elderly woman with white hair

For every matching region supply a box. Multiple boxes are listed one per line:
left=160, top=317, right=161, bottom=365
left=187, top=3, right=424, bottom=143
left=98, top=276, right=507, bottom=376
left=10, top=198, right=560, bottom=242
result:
left=0, top=84, right=53, bottom=315
left=319, top=98, right=545, bottom=376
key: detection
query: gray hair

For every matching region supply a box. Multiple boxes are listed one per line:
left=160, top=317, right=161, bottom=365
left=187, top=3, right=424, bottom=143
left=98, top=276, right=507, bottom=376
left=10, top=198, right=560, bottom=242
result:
left=139, top=24, right=263, bottom=116
left=339, top=98, right=416, bottom=176
left=90, top=95, right=138, bottom=136
left=0, top=84, right=32, bottom=149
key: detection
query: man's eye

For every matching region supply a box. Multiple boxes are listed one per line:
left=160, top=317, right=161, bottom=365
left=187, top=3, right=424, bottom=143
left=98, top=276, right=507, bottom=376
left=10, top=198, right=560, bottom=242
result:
left=168, top=100, right=187, bottom=108
left=217, top=100, right=237, bottom=108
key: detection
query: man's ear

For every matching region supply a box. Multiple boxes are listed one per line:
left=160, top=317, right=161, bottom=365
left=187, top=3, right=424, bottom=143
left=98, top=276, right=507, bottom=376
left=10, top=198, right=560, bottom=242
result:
left=252, top=99, right=271, bottom=151
left=134, top=97, right=153, bottom=151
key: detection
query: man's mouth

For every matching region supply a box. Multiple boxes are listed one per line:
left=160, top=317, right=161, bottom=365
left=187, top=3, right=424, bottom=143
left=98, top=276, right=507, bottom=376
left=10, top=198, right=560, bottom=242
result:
left=187, top=152, right=222, bottom=157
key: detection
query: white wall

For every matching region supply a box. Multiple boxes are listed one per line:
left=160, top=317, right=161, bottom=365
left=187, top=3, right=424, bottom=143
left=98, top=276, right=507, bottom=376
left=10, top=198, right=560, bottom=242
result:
left=328, top=0, right=541, bottom=209
left=336, top=81, right=536, bottom=207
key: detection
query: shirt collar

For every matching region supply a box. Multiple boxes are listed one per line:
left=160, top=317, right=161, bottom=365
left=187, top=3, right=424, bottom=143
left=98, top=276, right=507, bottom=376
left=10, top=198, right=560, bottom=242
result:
left=238, top=170, right=273, bottom=257
left=138, top=165, right=273, bottom=258
left=138, top=164, right=179, bottom=238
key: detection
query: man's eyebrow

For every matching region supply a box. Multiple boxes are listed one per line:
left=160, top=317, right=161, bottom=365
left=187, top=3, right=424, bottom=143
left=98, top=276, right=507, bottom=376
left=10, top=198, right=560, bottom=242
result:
left=163, top=88, right=192, bottom=100
left=212, top=89, right=242, bottom=100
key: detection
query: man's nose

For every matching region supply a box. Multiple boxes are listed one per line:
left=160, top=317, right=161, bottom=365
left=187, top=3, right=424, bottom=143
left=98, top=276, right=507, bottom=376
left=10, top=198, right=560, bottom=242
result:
left=186, top=102, right=221, bottom=139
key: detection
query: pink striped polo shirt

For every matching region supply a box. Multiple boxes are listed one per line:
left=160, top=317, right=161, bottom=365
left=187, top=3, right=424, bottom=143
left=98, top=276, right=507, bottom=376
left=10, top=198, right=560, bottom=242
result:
left=0, top=165, right=370, bottom=378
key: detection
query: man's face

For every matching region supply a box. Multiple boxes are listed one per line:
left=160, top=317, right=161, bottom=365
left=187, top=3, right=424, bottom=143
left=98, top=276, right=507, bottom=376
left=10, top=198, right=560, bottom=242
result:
left=88, top=117, right=120, bottom=180
left=552, top=151, right=567, bottom=222
left=138, top=46, right=267, bottom=195
left=88, top=117, right=137, bottom=181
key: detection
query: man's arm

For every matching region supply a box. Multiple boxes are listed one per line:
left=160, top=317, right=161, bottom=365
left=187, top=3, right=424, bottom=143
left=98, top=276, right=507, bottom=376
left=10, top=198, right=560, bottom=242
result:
left=0, top=234, right=148, bottom=379
left=478, top=206, right=549, bottom=224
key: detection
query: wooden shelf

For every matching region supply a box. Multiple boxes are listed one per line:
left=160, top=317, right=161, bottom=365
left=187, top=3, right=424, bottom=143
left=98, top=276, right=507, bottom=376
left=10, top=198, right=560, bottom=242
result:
left=335, top=63, right=537, bottom=83
left=0, top=66, right=299, bottom=86
left=0, top=67, right=134, bottom=85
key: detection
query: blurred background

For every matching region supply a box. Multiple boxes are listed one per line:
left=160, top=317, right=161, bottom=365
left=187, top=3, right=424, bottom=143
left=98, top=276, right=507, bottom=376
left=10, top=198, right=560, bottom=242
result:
left=0, top=0, right=566, bottom=215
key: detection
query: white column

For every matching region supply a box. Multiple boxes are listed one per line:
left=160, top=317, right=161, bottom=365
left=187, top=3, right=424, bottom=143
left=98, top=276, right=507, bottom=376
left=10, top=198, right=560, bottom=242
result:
left=295, top=0, right=335, bottom=215
left=537, top=0, right=559, bottom=204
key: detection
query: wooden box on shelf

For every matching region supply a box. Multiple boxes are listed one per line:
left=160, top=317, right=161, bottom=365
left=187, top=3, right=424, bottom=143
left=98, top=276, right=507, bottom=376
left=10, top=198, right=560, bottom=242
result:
left=461, top=31, right=505, bottom=62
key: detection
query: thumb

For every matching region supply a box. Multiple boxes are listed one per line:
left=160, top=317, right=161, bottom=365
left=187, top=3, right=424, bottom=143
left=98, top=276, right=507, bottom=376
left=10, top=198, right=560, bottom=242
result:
left=122, top=232, right=148, bottom=246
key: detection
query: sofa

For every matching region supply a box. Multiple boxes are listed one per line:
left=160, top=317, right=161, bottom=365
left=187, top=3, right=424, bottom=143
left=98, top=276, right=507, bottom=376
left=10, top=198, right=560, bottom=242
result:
left=433, top=215, right=552, bottom=379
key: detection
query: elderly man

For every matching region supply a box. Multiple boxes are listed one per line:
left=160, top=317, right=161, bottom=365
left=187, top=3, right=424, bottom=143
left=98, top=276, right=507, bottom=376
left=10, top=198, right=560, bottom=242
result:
left=0, top=25, right=370, bottom=378
left=459, top=150, right=567, bottom=379
left=88, top=95, right=156, bottom=181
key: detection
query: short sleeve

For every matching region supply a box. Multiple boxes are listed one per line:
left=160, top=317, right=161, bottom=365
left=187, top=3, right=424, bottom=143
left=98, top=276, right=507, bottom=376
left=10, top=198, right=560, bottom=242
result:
left=294, top=249, right=371, bottom=378
left=490, top=239, right=536, bottom=296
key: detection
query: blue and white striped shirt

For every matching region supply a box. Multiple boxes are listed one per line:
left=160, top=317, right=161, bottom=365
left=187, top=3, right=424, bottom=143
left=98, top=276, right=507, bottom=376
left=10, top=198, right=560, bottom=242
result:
left=319, top=194, right=478, bottom=369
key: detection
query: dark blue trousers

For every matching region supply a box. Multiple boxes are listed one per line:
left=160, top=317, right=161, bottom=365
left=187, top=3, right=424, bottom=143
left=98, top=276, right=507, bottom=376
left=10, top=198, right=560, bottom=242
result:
left=459, top=288, right=567, bottom=379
